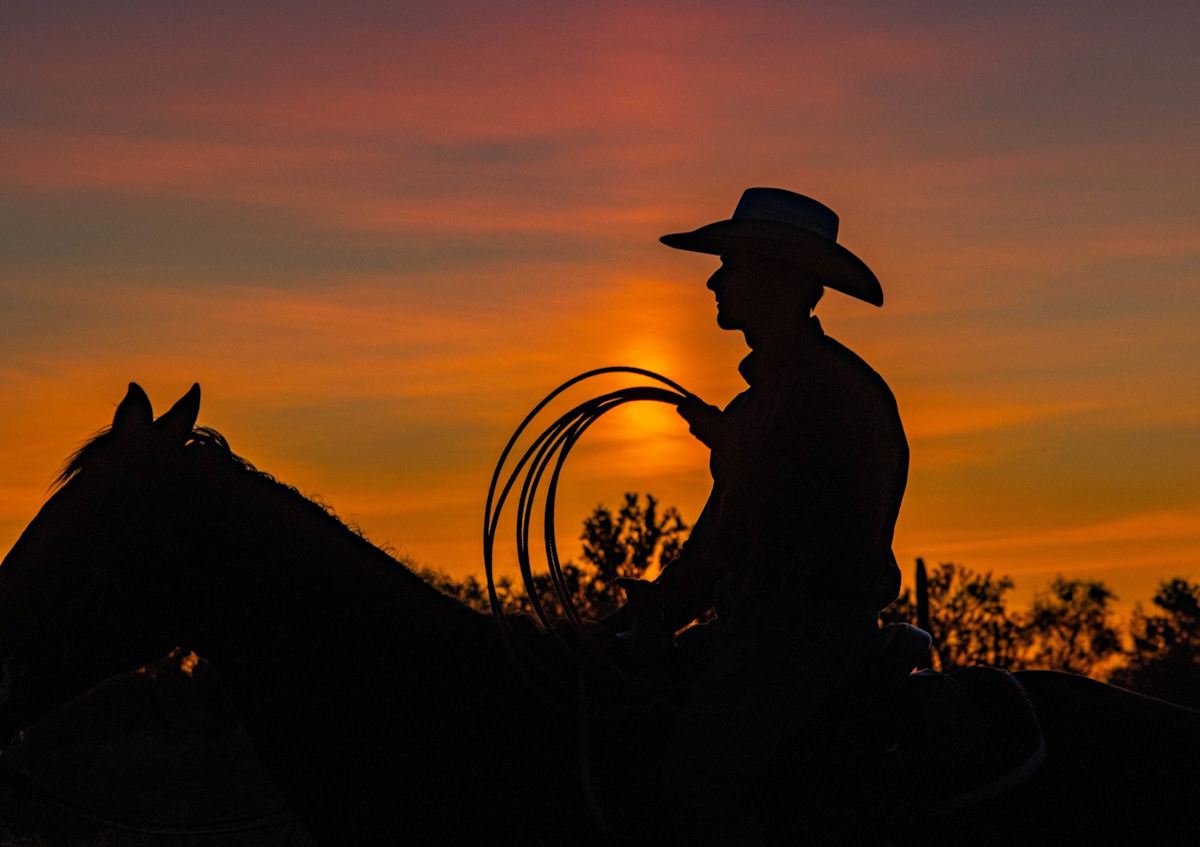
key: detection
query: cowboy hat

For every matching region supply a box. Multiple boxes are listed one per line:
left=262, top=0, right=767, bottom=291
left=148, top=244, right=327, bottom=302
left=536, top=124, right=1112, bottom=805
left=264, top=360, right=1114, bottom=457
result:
left=660, top=187, right=883, bottom=306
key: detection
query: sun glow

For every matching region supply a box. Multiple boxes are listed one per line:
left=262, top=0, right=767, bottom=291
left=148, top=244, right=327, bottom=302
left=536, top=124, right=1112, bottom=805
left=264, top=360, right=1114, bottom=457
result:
left=589, top=401, right=700, bottom=478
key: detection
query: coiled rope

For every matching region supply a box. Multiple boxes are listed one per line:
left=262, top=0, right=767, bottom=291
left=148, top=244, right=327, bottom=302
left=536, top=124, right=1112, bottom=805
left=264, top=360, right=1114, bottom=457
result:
left=483, top=367, right=689, bottom=682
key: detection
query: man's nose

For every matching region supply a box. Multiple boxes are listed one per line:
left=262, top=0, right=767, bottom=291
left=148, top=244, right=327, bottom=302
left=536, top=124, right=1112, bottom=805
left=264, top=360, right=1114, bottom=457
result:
left=706, top=268, right=723, bottom=292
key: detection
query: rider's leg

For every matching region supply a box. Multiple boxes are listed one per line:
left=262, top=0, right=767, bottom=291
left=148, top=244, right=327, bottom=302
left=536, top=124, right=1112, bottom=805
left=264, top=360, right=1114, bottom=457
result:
left=662, top=621, right=876, bottom=846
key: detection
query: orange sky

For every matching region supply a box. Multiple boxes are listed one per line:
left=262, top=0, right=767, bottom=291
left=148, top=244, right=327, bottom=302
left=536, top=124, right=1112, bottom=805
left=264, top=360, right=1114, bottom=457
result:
left=2, top=2, right=1198, bottom=612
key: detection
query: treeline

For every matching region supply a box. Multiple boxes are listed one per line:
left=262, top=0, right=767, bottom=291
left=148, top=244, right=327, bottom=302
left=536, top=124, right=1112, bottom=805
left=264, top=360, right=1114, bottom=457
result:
left=882, top=560, right=1200, bottom=708
left=421, top=493, right=1200, bottom=709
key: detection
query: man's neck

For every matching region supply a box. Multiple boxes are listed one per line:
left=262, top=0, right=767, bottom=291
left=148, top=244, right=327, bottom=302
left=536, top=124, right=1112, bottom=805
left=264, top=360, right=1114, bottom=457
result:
left=743, top=312, right=819, bottom=353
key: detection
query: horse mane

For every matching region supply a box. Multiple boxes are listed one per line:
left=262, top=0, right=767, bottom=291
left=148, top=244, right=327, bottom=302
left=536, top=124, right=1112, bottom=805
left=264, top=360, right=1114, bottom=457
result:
left=53, top=425, right=374, bottom=546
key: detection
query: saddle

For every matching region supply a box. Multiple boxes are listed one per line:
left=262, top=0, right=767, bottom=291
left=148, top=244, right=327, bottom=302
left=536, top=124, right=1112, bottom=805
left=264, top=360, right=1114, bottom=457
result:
left=758, top=623, right=1046, bottom=842
left=593, top=621, right=1045, bottom=843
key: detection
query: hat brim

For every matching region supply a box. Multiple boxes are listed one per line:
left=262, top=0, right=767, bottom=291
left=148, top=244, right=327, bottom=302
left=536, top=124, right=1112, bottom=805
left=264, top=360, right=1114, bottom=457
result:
left=660, top=218, right=883, bottom=307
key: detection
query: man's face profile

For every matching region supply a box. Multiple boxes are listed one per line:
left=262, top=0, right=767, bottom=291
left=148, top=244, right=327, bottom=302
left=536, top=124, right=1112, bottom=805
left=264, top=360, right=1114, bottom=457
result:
left=706, top=252, right=814, bottom=333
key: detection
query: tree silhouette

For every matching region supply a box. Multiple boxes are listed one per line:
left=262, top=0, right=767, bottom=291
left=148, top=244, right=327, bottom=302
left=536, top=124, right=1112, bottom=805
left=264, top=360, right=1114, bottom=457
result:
left=1023, top=577, right=1121, bottom=676
left=424, top=492, right=688, bottom=620
left=882, top=564, right=1127, bottom=675
left=581, top=492, right=687, bottom=589
left=1110, top=578, right=1200, bottom=708
left=882, top=561, right=1028, bottom=670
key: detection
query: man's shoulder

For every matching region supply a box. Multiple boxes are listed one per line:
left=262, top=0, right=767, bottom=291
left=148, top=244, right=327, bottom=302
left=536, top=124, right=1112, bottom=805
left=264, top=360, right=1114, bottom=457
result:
left=815, top=334, right=898, bottom=405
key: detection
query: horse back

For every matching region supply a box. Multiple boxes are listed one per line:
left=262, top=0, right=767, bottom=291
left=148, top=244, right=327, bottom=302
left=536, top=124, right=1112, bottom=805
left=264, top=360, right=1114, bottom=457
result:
left=952, top=670, right=1200, bottom=845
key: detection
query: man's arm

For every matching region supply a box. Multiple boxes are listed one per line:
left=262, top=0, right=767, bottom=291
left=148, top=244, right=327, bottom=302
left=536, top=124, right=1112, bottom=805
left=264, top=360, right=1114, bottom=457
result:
left=601, top=393, right=735, bottom=635
left=651, top=392, right=752, bottom=631
left=653, top=491, right=720, bottom=632
left=591, top=465, right=721, bottom=639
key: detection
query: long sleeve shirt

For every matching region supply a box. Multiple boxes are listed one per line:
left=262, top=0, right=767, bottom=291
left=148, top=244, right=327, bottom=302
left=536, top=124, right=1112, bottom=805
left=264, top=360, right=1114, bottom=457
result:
left=655, top=317, right=907, bottom=636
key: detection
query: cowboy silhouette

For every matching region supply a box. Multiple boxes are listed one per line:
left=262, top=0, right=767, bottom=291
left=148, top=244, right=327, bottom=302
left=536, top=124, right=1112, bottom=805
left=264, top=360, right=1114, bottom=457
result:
left=610, top=188, right=908, bottom=845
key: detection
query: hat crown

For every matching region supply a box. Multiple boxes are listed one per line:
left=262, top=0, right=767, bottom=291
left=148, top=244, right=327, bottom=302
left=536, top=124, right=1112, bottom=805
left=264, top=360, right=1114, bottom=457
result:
left=732, top=188, right=839, bottom=242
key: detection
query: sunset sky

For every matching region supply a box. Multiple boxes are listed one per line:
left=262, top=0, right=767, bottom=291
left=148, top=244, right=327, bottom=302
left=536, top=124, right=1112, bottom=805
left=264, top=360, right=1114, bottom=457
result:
left=2, top=2, right=1197, bottom=612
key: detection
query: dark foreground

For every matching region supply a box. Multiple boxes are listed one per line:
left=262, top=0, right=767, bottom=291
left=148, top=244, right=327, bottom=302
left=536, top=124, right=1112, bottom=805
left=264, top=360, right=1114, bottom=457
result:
left=1, top=659, right=1198, bottom=846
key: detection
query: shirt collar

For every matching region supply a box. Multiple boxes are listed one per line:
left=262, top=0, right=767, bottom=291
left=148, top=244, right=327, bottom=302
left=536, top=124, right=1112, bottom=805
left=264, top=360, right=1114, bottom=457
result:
left=737, top=316, right=825, bottom=386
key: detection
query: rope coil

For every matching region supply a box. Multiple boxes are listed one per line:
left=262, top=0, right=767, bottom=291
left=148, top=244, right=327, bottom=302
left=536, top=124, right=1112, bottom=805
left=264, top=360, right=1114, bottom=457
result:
left=483, top=367, right=689, bottom=678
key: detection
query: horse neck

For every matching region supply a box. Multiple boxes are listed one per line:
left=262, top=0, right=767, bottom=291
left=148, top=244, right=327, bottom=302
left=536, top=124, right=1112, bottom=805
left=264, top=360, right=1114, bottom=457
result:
left=178, top=462, right=585, bottom=840
left=186, top=460, right=494, bottom=685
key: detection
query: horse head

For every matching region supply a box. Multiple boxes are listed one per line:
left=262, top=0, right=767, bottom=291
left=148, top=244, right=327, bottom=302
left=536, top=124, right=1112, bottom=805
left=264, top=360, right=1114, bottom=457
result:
left=0, top=382, right=211, bottom=740
left=0, top=381, right=546, bottom=842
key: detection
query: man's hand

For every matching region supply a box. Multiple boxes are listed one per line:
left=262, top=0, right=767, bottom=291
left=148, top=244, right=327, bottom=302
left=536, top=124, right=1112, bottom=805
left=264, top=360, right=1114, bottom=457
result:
left=596, top=578, right=673, bottom=646
left=591, top=579, right=664, bottom=638
left=615, top=578, right=665, bottom=632
left=676, top=394, right=731, bottom=450
left=613, top=577, right=675, bottom=658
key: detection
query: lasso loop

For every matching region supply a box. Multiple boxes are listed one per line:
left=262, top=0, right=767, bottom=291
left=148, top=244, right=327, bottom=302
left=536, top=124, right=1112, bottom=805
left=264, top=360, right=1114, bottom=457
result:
left=483, top=368, right=689, bottom=690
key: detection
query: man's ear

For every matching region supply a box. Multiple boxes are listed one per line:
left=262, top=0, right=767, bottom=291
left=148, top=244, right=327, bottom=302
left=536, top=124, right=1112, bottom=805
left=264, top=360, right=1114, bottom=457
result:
left=155, top=383, right=201, bottom=442
left=113, top=383, right=153, bottom=434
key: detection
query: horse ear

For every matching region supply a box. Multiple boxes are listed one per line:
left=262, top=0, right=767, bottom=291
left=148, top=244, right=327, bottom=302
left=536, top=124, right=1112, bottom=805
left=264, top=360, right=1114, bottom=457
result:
left=156, top=383, right=201, bottom=442
left=113, top=383, right=153, bottom=434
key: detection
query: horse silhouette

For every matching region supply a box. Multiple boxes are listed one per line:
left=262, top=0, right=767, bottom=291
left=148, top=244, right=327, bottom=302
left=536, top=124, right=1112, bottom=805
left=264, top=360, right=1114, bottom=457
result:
left=0, top=383, right=1197, bottom=845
